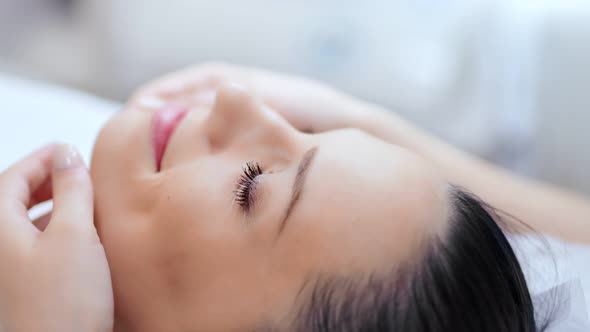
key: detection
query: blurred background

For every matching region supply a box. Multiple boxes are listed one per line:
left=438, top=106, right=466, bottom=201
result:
left=1, top=0, right=590, bottom=194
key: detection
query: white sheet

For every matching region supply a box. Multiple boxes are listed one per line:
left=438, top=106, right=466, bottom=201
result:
left=513, top=235, right=590, bottom=324
left=0, top=74, right=117, bottom=170
left=0, top=74, right=589, bottom=323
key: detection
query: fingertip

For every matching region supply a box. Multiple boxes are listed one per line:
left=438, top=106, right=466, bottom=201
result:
left=52, top=144, right=86, bottom=171
left=47, top=144, right=95, bottom=237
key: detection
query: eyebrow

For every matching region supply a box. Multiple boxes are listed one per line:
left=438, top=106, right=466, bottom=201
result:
left=278, top=146, right=319, bottom=235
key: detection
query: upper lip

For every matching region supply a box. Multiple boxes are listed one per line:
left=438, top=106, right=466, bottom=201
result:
left=151, top=106, right=188, bottom=171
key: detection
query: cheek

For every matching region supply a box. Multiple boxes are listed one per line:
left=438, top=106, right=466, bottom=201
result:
left=94, top=155, right=299, bottom=327
left=144, top=190, right=290, bottom=326
left=94, top=208, right=161, bottom=318
left=144, top=174, right=255, bottom=290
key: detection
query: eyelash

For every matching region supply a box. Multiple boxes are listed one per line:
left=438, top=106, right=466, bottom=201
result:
left=234, top=162, right=264, bottom=213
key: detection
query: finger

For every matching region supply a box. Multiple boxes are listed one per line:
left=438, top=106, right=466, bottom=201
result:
left=29, top=176, right=53, bottom=208
left=45, top=145, right=96, bottom=241
left=147, top=62, right=234, bottom=95
left=0, top=145, right=55, bottom=250
left=32, top=211, right=51, bottom=231
left=0, top=144, right=55, bottom=218
left=132, top=62, right=242, bottom=107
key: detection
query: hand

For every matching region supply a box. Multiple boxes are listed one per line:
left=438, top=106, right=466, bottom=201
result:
left=0, top=145, right=113, bottom=332
left=132, top=62, right=371, bottom=134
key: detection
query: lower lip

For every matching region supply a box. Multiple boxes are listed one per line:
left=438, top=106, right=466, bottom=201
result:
left=151, top=106, right=188, bottom=171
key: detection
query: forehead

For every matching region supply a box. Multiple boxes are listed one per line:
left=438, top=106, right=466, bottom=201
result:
left=286, top=130, right=449, bottom=273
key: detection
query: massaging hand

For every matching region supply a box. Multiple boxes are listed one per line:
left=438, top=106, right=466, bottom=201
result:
left=133, top=62, right=372, bottom=134
left=0, top=145, right=113, bottom=332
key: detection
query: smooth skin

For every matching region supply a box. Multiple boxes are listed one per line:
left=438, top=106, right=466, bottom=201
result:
left=0, top=145, right=113, bottom=332
left=91, top=63, right=590, bottom=331
left=92, top=82, right=449, bottom=331
left=136, top=62, right=590, bottom=245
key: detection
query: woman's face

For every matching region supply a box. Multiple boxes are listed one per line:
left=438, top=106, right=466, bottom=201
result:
left=91, top=84, right=449, bottom=331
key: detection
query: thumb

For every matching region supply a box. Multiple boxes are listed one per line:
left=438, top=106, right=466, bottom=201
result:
left=46, top=144, right=96, bottom=239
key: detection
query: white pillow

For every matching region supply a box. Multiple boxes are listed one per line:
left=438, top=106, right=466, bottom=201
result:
left=0, top=74, right=117, bottom=171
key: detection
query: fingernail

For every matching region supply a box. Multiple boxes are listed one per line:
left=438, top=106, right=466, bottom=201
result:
left=53, top=144, right=84, bottom=170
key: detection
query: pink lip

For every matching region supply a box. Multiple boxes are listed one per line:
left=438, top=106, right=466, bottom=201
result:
left=151, top=105, right=188, bottom=171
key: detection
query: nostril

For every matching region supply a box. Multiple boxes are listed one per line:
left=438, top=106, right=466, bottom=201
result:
left=300, top=126, right=315, bottom=134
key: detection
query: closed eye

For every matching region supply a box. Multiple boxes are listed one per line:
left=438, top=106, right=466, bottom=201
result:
left=234, top=161, right=263, bottom=214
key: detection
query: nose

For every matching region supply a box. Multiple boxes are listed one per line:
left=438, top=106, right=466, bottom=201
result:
left=204, top=83, right=296, bottom=151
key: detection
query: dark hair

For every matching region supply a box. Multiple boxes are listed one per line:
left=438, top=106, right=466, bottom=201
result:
left=288, top=188, right=549, bottom=332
